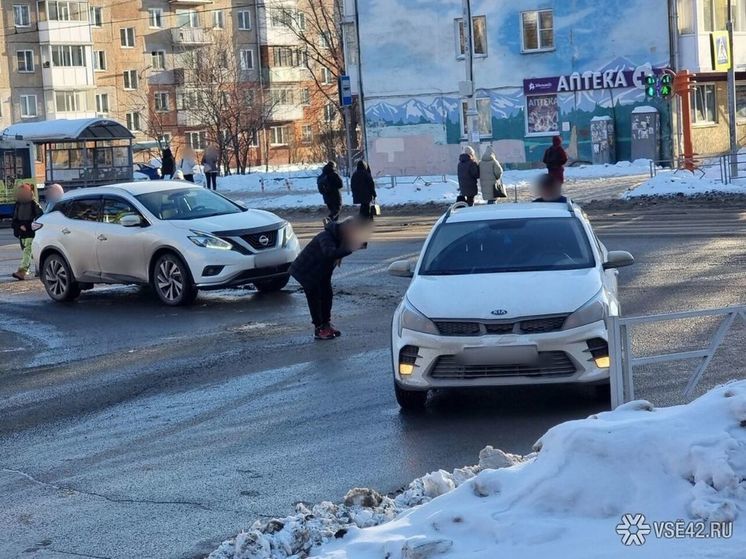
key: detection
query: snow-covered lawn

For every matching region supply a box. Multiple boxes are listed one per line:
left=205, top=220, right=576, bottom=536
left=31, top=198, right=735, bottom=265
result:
left=624, top=170, right=746, bottom=198
left=216, top=160, right=652, bottom=209
left=209, top=381, right=746, bottom=559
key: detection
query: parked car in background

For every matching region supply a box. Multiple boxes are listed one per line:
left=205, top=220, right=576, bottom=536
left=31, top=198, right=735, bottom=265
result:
left=388, top=201, right=634, bottom=410
left=32, top=181, right=299, bottom=305
left=134, top=162, right=162, bottom=181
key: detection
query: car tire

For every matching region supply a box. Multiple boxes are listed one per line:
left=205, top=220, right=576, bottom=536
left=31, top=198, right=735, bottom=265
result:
left=152, top=252, right=197, bottom=306
left=254, top=275, right=290, bottom=293
left=395, top=384, right=428, bottom=411
left=41, top=253, right=81, bottom=302
left=591, top=381, right=612, bottom=404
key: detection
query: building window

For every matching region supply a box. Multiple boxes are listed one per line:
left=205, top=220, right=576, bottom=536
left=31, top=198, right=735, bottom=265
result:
left=300, top=88, right=310, bottom=105
left=321, top=67, right=334, bottom=84
left=148, top=8, right=163, bottom=29
left=159, top=132, right=172, bottom=147
left=677, top=0, right=694, bottom=33
left=14, top=5, right=31, bottom=27
left=273, top=47, right=303, bottom=67
left=736, top=84, right=746, bottom=120
left=89, top=5, right=102, bottom=27
left=301, top=124, right=313, bottom=144
left=17, top=50, right=34, bottom=72
left=324, top=103, right=336, bottom=123
left=703, top=0, right=728, bottom=32
left=20, top=94, right=37, bottom=118
left=95, top=93, right=109, bottom=114
left=691, top=84, right=717, bottom=124
left=269, top=88, right=294, bottom=105
left=51, top=45, right=86, bottom=67
left=186, top=131, right=206, bottom=150
left=176, top=9, right=199, bottom=28
left=521, top=10, right=554, bottom=52
left=296, top=12, right=306, bottom=31
left=237, top=10, right=251, bottom=30
left=93, top=50, right=106, bottom=71
left=126, top=112, right=141, bottom=132
left=239, top=49, right=254, bottom=70
left=120, top=27, right=135, bottom=48
left=151, top=50, right=166, bottom=70
left=55, top=91, right=83, bottom=113
left=319, top=32, right=332, bottom=50
left=213, top=9, right=224, bottom=28
left=123, top=69, right=138, bottom=90
left=39, top=1, right=90, bottom=22
left=455, top=15, right=487, bottom=57
left=460, top=98, right=493, bottom=138
left=269, top=125, right=289, bottom=145
left=154, top=92, right=169, bottom=112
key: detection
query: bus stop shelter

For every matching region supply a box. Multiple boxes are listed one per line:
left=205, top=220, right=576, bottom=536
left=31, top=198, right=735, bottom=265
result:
left=2, top=118, right=135, bottom=190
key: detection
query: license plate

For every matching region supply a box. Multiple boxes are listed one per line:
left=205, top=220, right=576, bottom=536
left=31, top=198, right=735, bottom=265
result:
left=456, top=345, right=538, bottom=366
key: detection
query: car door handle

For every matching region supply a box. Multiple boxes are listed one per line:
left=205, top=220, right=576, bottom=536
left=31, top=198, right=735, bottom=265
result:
left=61, top=227, right=71, bottom=235
left=97, top=234, right=107, bottom=241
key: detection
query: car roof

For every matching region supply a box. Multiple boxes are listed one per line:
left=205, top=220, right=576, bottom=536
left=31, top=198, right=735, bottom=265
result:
left=444, top=202, right=577, bottom=224
left=63, top=181, right=199, bottom=198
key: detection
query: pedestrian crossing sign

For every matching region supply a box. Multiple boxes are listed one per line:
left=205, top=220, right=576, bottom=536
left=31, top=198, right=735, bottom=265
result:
left=711, top=32, right=731, bottom=71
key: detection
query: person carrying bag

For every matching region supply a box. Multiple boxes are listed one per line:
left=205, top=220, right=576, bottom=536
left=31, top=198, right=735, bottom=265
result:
left=479, top=145, right=506, bottom=204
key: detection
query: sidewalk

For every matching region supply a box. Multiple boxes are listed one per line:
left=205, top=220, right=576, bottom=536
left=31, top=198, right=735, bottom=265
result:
left=0, top=228, right=21, bottom=284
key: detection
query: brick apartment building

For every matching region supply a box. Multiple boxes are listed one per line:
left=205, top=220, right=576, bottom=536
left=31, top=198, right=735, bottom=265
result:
left=0, top=0, right=340, bottom=166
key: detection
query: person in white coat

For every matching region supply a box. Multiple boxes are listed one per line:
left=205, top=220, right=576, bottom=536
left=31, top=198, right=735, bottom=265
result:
left=177, top=148, right=198, bottom=183
left=479, top=145, right=505, bottom=204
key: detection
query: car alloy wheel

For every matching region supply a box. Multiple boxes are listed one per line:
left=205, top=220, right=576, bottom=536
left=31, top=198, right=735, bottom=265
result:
left=42, top=254, right=81, bottom=302
left=156, top=259, right=184, bottom=303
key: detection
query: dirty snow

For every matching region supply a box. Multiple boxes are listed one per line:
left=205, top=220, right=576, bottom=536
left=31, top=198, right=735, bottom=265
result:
left=625, top=170, right=746, bottom=198
left=209, top=381, right=746, bottom=559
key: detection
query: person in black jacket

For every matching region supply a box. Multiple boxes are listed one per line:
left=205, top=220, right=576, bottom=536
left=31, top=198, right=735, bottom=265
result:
left=11, top=183, right=43, bottom=281
left=161, top=147, right=175, bottom=180
left=290, top=217, right=367, bottom=340
left=350, top=160, right=377, bottom=220
left=457, top=146, right=480, bottom=206
left=318, top=161, right=344, bottom=222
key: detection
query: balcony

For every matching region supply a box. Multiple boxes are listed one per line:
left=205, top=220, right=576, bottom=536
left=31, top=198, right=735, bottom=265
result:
left=38, top=20, right=93, bottom=44
left=262, top=67, right=307, bottom=84
left=171, top=27, right=213, bottom=47
left=170, top=0, right=212, bottom=4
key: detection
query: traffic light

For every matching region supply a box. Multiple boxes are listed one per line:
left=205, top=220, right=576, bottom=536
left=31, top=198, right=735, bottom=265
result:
left=645, top=75, right=657, bottom=98
left=660, top=74, right=673, bottom=98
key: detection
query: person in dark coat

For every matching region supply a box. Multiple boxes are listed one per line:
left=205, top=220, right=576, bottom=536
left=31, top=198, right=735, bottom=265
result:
left=318, top=161, right=344, bottom=222
left=533, top=173, right=568, bottom=203
left=161, top=148, right=175, bottom=180
left=11, top=183, right=43, bottom=281
left=457, top=146, right=480, bottom=206
left=543, top=136, right=568, bottom=185
left=350, top=160, right=377, bottom=220
left=290, top=217, right=368, bottom=340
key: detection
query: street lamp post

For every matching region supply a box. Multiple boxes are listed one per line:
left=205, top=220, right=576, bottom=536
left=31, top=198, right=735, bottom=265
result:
left=727, top=0, right=738, bottom=177
left=462, top=0, right=481, bottom=155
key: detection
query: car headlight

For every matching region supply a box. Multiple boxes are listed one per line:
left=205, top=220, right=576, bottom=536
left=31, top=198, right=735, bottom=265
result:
left=399, top=299, right=439, bottom=336
left=188, top=230, right=232, bottom=250
left=563, top=290, right=607, bottom=330
left=281, top=222, right=295, bottom=247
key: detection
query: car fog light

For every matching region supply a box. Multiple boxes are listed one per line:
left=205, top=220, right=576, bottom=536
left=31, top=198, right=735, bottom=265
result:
left=399, top=363, right=414, bottom=375
left=594, top=356, right=610, bottom=369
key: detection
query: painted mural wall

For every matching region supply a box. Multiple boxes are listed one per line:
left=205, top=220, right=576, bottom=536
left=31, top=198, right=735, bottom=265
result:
left=358, top=0, right=672, bottom=176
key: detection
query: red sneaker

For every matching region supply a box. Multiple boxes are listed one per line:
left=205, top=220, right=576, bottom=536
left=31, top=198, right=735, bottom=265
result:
left=314, top=326, right=336, bottom=341
left=327, top=323, right=342, bottom=337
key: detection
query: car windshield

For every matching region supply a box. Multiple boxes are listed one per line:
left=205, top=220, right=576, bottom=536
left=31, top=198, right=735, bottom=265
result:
left=136, top=188, right=244, bottom=221
left=420, top=217, right=595, bottom=275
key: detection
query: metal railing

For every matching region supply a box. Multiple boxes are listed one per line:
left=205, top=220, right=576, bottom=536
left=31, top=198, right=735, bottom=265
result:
left=608, top=306, right=746, bottom=408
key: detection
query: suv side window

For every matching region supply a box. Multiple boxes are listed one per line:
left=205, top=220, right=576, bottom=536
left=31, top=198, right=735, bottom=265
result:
left=63, top=197, right=102, bottom=222
left=102, top=196, right=140, bottom=225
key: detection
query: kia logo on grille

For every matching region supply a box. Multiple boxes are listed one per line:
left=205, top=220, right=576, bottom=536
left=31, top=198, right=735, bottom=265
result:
left=491, top=309, right=508, bottom=316
left=258, top=235, right=270, bottom=246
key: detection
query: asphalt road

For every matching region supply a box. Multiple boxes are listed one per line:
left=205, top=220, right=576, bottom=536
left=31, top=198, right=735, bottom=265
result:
left=2, top=180, right=746, bottom=559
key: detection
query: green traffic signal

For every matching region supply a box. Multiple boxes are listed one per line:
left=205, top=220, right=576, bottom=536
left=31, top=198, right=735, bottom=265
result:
left=660, top=74, right=673, bottom=98
left=645, top=75, right=657, bottom=98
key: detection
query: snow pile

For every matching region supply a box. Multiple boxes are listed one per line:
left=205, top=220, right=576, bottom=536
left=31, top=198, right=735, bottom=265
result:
left=208, top=450, right=524, bottom=559
left=210, top=382, right=746, bottom=559
left=624, top=170, right=746, bottom=198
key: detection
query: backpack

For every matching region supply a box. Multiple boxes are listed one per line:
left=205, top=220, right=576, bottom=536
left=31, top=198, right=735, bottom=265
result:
left=317, top=174, right=328, bottom=195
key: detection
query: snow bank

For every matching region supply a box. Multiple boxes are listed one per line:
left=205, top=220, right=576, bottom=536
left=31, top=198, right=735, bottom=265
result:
left=209, top=381, right=746, bottom=559
left=624, top=170, right=746, bottom=198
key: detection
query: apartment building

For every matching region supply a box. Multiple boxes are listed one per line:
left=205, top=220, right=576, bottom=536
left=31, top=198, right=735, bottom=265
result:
left=0, top=0, right=339, bottom=165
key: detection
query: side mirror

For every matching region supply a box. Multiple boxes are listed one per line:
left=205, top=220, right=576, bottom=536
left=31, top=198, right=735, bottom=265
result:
left=603, top=251, right=634, bottom=270
left=388, top=259, right=415, bottom=278
left=120, top=214, right=145, bottom=228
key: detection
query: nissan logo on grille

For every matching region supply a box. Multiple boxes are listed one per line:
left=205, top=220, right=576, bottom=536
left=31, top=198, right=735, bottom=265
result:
left=258, top=235, right=270, bottom=247
left=491, top=309, right=508, bottom=316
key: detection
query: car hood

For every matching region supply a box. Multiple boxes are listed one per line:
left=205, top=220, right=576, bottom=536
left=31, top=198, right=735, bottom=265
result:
left=407, top=268, right=602, bottom=320
left=166, top=209, right=284, bottom=233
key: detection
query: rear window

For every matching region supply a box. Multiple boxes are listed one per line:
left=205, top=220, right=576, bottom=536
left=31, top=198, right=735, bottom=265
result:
left=61, top=197, right=101, bottom=222
left=420, top=217, right=595, bottom=275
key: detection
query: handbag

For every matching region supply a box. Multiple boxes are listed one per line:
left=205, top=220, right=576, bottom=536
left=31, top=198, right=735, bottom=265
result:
left=370, top=201, right=381, bottom=217
left=494, top=181, right=507, bottom=199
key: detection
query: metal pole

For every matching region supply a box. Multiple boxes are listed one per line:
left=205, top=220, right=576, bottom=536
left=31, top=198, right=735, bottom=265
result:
left=727, top=0, right=739, bottom=178
left=462, top=0, right=480, bottom=155
left=344, top=105, right=354, bottom=192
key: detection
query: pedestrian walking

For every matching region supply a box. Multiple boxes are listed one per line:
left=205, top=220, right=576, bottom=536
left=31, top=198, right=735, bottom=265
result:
left=161, top=147, right=175, bottom=180
left=177, top=148, right=198, bottom=183
left=11, top=183, right=43, bottom=281
left=457, top=146, right=480, bottom=206
left=543, top=136, right=568, bottom=185
left=351, top=160, right=377, bottom=220
left=533, top=174, right=567, bottom=203
left=478, top=146, right=506, bottom=205
left=43, top=183, right=64, bottom=211
left=317, top=161, right=344, bottom=223
left=289, top=217, right=368, bottom=340
left=202, top=145, right=220, bottom=191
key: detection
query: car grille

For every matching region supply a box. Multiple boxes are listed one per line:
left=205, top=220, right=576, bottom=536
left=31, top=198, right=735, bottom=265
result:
left=435, top=315, right=569, bottom=336
left=429, top=351, right=576, bottom=379
left=242, top=229, right=279, bottom=250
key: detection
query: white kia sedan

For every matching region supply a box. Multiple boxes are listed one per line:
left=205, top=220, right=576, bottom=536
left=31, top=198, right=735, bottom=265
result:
left=32, top=181, right=299, bottom=305
left=388, top=201, right=634, bottom=410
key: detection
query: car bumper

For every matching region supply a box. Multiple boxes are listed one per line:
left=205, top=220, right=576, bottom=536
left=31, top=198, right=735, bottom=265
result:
left=187, top=237, right=300, bottom=289
left=392, top=320, right=610, bottom=390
